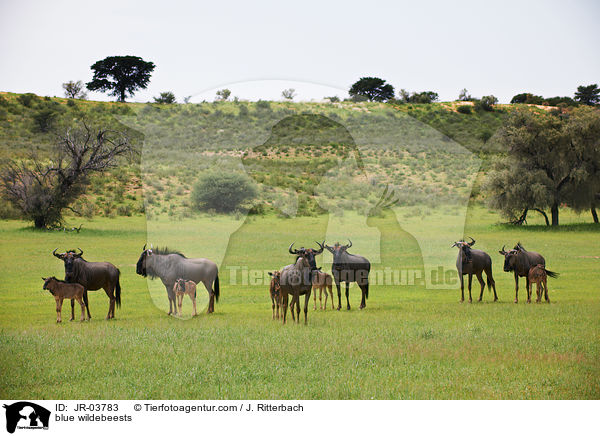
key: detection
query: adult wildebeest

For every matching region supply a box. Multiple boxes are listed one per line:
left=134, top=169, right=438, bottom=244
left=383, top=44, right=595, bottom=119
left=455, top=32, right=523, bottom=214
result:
left=528, top=264, right=552, bottom=303
left=173, top=278, right=197, bottom=317
left=279, top=242, right=323, bottom=324
left=53, top=248, right=121, bottom=320
left=452, top=237, right=498, bottom=303
left=267, top=271, right=282, bottom=320
left=42, top=277, right=89, bottom=323
left=136, top=245, right=220, bottom=315
left=312, top=268, right=333, bottom=310
left=499, top=242, right=558, bottom=303
left=325, top=240, right=370, bottom=310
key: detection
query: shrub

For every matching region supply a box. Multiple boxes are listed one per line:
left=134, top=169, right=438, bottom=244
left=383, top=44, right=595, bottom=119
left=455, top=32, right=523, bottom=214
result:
left=192, top=171, right=258, bottom=213
left=457, top=105, right=472, bottom=114
left=476, top=95, right=498, bottom=111
left=17, top=93, right=38, bottom=107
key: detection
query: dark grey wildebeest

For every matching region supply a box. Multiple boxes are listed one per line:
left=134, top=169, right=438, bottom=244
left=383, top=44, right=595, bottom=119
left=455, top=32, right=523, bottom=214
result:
left=499, top=242, right=558, bottom=303
left=324, top=240, right=370, bottom=311
left=53, top=248, right=121, bottom=320
left=136, top=245, right=220, bottom=315
left=279, top=242, right=323, bottom=324
left=452, top=237, right=498, bottom=303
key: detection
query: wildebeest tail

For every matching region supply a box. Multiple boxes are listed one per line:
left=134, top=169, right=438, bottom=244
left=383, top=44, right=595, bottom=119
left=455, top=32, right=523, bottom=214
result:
left=545, top=269, right=559, bottom=279
left=214, top=274, right=220, bottom=302
left=115, top=269, right=122, bottom=308
left=365, top=281, right=369, bottom=299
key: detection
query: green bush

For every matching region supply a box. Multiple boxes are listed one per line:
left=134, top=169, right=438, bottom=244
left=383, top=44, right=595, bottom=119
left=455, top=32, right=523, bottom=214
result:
left=192, top=171, right=258, bottom=213
left=457, top=105, right=472, bottom=114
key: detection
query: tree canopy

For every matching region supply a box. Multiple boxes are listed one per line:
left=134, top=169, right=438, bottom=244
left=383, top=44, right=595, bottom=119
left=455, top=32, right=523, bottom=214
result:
left=485, top=107, right=600, bottom=225
left=574, top=84, right=600, bottom=106
left=349, top=77, right=395, bottom=102
left=86, top=56, right=155, bottom=102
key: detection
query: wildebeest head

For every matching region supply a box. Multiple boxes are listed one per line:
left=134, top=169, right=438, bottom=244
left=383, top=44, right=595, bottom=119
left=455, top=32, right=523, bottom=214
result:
left=52, top=248, right=83, bottom=281
left=136, top=244, right=154, bottom=277
left=289, top=241, right=323, bottom=271
left=452, top=237, right=475, bottom=263
left=325, top=240, right=353, bottom=270
left=174, top=278, right=186, bottom=293
left=499, top=243, right=522, bottom=272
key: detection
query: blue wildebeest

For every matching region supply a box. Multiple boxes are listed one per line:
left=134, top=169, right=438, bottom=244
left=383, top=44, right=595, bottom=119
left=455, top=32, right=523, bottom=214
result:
left=325, top=240, right=370, bottom=310
left=499, top=242, right=558, bottom=303
left=53, top=248, right=121, bottom=320
left=528, top=264, right=555, bottom=303
left=136, top=245, right=220, bottom=315
left=452, top=237, right=498, bottom=303
left=312, top=268, right=333, bottom=310
left=42, top=276, right=89, bottom=323
left=279, top=242, right=323, bottom=324
left=267, top=271, right=282, bottom=320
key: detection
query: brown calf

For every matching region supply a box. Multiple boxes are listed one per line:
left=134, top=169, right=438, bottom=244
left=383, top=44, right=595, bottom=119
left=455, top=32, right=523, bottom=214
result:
left=527, top=264, right=550, bottom=303
left=42, top=277, right=89, bottom=323
left=173, top=279, right=197, bottom=316
left=312, top=269, right=333, bottom=310
left=268, top=271, right=282, bottom=319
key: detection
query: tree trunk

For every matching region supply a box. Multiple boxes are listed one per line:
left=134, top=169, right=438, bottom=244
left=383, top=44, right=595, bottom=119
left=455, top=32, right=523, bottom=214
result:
left=34, top=216, right=46, bottom=229
left=532, top=208, right=550, bottom=226
left=551, top=203, right=559, bottom=226
left=592, top=207, right=599, bottom=224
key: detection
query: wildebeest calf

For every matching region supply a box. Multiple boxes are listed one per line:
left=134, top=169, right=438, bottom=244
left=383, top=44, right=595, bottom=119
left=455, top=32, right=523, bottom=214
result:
left=527, top=264, right=552, bottom=303
left=42, top=277, right=89, bottom=323
left=173, top=278, right=197, bottom=316
left=312, top=268, right=333, bottom=310
left=268, top=271, right=282, bottom=319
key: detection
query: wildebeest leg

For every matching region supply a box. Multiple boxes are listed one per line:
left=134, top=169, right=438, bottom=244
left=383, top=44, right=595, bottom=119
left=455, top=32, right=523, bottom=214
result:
left=459, top=272, right=464, bottom=302
left=486, top=271, right=498, bottom=302
left=323, top=286, right=328, bottom=310
left=104, top=286, right=116, bottom=319
left=55, top=296, right=62, bottom=323
left=190, top=293, right=197, bottom=316
left=282, top=293, right=288, bottom=325
left=335, top=278, right=342, bottom=311
left=525, top=277, right=531, bottom=303
left=514, top=273, right=519, bottom=303
left=304, top=290, right=310, bottom=325
left=290, top=294, right=297, bottom=323
left=319, top=286, right=323, bottom=310
left=202, top=280, right=214, bottom=313
left=313, top=286, right=317, bottom=310
left=271, top=295, right=276, bottom=319
left=476, top=272, right=485, bottom=302
left=345, top=282, right=351, bottom=310
left=83, top=290, right=91, bottom=319
left=544, top=278, right=550, bottom=303
left=166, top=285, right=175, bottom=315
left=467, top=274, right=473, bottom=303
left=359, top=283, right=367, bottom=309
left=77, top=296, right=85, bottom=321
left=295, top=293, right=301, bottom=324
left=70, top=299, right=75, bottom=321
left=329, top=285, right=334, bottom=310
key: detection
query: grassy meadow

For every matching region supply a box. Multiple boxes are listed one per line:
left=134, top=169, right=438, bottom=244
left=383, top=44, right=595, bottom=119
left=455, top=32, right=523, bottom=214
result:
left=0, top=206, right=599, bottom=399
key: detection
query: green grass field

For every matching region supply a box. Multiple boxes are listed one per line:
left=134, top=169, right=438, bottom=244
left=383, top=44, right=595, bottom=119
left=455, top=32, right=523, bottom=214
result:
left=1, top=207, right=599, bottom=399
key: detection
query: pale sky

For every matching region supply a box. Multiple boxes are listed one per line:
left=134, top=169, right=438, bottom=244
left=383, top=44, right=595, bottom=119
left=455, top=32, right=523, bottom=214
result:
left=1, top=0, right=598, bottom=103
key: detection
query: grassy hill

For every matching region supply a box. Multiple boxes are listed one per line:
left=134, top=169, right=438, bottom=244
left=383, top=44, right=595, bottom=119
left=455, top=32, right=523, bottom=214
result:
left=0, top=91, right=557, bottom=222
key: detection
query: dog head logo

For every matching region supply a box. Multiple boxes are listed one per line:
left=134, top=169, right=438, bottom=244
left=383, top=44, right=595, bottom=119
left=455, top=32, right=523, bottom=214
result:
left=3, top=402, right=50, bottom=433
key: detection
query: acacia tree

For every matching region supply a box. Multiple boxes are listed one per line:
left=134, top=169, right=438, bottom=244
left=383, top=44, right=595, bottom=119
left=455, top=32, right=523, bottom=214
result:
left=349, top=77, right=395, bottom=102
left=215, top=89, right=231, bottom=101
left=485, top=107, right=600, bottom=225
left=1, top=122, right=134, bottom=228
left=62, top=80, right=87, bottom=99
left=574, top=84, right=599, bottom=106
left=86, top=56, right=155, bottom=102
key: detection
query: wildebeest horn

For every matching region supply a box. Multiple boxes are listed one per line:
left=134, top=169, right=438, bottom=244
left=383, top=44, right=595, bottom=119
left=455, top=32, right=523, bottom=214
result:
left=499, top=244, right=507, bottom=255
left=52, top=248, right=61, bottom=258
left=468, top=237, right=475, bottom=246
left=289, top=243, right=299, bottom=254
left=346, top=239, right=352, bottom=248
left=314, top=241, right=325, bottom=254
left=143, top=244, right=146, bottom=251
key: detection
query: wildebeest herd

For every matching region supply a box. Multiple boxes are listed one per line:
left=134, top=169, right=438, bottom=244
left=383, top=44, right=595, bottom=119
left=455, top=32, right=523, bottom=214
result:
left=41, top=239, right=558, bottom=324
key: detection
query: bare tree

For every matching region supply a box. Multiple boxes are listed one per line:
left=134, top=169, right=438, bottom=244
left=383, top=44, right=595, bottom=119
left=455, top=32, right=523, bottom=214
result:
left=281, top=88, right=296, bottom=100
left=62, top=80, right=87, bottom=99
left=1, top=122, right=134, bottom=228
